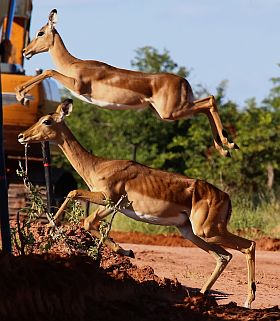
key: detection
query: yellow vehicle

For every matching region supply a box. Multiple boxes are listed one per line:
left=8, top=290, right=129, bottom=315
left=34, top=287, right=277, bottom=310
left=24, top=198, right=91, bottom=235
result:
left=0, top=0, right=76, bottom=218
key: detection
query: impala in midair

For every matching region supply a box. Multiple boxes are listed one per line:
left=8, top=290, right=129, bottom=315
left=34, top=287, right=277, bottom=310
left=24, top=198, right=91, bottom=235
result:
left=18, top=99, right=255, bottom=308
left=16, top=9, right=238, bottom=157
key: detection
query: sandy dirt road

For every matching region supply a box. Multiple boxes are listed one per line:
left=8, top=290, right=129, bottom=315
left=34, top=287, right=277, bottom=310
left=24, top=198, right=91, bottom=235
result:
left=121, top=243, right=280, bottom=309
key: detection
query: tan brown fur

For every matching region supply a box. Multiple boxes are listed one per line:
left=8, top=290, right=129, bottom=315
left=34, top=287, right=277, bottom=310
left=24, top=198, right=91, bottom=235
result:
left=15, top=9, right=239, bottom=157
left=18, top=99, right=255, bottom=308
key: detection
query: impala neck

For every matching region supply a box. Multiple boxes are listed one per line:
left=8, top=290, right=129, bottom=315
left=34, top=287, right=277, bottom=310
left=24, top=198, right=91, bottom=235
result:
left=58, top=124, right=101, bottom=190
left=49, top=30, right=78, bottom=73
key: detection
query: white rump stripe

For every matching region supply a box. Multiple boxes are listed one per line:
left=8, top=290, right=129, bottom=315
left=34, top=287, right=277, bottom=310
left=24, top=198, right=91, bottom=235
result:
left=69, top=90, right=149, bottom=110
left=119, top=208, right=187, bottom=226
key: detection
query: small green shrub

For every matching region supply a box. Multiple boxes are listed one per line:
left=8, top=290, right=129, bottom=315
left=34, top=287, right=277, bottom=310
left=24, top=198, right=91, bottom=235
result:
left=230, top=193, right=280, bottom=238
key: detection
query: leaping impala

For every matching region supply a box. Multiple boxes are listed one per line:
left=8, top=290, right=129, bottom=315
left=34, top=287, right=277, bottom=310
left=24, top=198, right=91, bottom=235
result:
left=18, top=99, right=255, bottom=308
left=16, top=9, right=238, bottom=157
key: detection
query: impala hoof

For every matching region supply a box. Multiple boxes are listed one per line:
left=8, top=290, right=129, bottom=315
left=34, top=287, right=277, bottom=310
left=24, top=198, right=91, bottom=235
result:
left=233, top=143, right=240, bottom=150
left=23, top=98, right=30, bottom=106
left=46, top=220, right=56, bottom=228
left=219, top=149, right=231, bottom=157
left=117, top=248, right=135, bottom=258
left=16, top=93, right=24, bottom=103
left=244, top=301, right=251, bottom=309
left=15, top=91, right=29, bottom=105
left=128, top=249, right=135, bottom=258
left=202, top=289, right=210, bottom=296
left=227, top=142, right=236, bottom=149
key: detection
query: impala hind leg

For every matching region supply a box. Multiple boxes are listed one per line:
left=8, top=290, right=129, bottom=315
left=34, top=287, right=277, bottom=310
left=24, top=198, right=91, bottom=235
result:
left=177, top=223, right=232, bottom=295
left=199, top=96, right=238, bottom=151
left=206, top=232, right=256, bottom=308
left=207, top=96, right=237, bottom=150
left=205, top=112, right=231, bottom=157
left=170, top=95, right=238, bottom=156
left=84, top=206, right=134, bottom=258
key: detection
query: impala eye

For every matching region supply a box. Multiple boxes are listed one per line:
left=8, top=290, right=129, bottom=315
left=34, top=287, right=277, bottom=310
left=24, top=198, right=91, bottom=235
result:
left=37, top=31, right=44, bottom=37
left=42, top=119, right=52, bottom=125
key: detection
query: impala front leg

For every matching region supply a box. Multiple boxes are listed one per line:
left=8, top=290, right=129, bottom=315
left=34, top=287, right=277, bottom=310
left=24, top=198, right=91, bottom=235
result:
left=16, top=70, right=53, bottom=104
left=51, top=189, right=106, bottom=224
left=243, top=241, right=256, bottom=308
left=15, top=69, right=76, bottom=104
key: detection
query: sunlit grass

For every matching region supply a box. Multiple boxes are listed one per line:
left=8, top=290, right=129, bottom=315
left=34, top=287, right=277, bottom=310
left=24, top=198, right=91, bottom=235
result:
left=230, top=195, right=280, bottom=238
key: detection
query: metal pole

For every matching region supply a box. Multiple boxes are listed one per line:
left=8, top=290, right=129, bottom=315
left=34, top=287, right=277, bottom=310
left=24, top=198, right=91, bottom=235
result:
left=5, top=0, right=16, bottom=40
left=41, top=141, right=54, bottom=213
left=0, top=61, right=12, bottom=253
left=131, top=143, right=138, bottom=162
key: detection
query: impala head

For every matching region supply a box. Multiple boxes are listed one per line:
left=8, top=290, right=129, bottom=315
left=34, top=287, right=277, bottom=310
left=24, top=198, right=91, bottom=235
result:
left=23, top=9, right=58, bottom=59
left=18, top=99, right=73, bottom=145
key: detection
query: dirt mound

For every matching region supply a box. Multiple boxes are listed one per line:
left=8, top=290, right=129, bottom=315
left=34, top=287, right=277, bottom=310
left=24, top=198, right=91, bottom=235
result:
left=0, top=250, right=279, bottom=321
left=110, top=231, right=280, bottom=251
left=1, top=223, right=279, bottom=320
left=0, top=250, right=211, bottom=321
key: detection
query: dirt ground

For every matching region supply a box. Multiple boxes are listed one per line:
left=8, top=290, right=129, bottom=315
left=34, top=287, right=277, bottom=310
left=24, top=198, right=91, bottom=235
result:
left=120, top=244, right=280, bottom=308
left=0, top=225, right=279, bottom=321
left=111, top=231, right=280, bottom=309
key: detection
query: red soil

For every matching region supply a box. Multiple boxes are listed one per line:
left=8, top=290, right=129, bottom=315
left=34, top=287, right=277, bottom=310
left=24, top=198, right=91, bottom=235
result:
left=110, top=231, right=280, bottom=251
left=0, top=224, right=279, bottom=320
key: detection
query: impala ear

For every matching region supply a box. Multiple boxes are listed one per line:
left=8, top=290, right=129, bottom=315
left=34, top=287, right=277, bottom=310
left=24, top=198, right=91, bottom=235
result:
left=48, top=9, right=58, bottom=29
left=56, top=99, right=73, bottom=120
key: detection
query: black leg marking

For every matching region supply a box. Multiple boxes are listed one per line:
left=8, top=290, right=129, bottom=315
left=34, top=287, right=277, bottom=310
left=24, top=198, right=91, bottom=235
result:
left=216, top=135, right=222, bottom=144
left=252, top=282, right=256, bottom=293
left=233, top=143, right=240, bottom=150
left=222, top=129, right=229, bottom=139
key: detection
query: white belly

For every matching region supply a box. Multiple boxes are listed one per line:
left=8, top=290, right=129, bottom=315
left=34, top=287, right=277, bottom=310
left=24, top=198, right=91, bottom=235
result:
left=69, top=90, right=149, bottom=110
left=119, top=208, right=187, bottom=226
